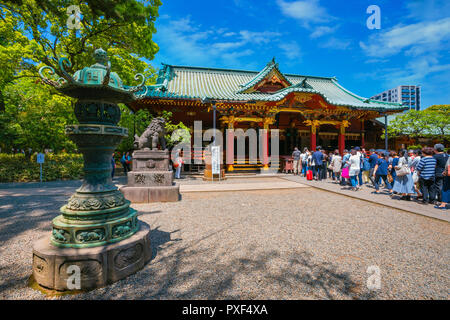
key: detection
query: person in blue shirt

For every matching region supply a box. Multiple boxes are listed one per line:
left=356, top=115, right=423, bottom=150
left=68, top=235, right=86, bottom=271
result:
left=311, top=146, right=324, bottom=181
left=121, top=151, right=132, bottom=175
left=372, top=152, right=393, bottom=194
left=368, top=149, right=379, bottom=187
left=416, top=147, right=438, bottom=204
left=389, top=151, right=400, bottom=185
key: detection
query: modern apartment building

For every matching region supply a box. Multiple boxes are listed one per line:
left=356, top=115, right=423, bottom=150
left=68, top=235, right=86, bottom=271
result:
left=371, top=85, right=421, bottom=110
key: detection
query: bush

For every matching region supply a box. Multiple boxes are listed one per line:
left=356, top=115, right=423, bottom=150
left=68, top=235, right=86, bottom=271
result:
left=0, top=153, right=84, bottom=182
left=407, top=144, right=423, bottom=151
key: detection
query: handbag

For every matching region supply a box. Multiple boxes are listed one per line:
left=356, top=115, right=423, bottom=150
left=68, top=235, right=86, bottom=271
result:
left=395, top=164, right=410, bottom=177
left=412, top=171, right=419, bottom=183
left=342, top=167, right=350, bottom=179
left=387, top=173, right=393, bottom=183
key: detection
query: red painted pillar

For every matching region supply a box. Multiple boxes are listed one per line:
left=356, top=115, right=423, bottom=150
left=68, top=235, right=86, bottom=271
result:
left=310, top=124, right=317, bottom=150
left=262, top=125, right=269, bottom=170
left=338, top=124, right=345, bottom=155
left=226, top=121, right=234, bottom=171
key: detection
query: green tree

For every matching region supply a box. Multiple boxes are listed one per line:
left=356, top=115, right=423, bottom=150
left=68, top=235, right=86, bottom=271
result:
left=423, top=105, right=450, bottom=140
left=387, top=107, right=450, bottom=145
left=387, top=110, right=432, bottom=139
left=0, top=0, right=162, bottom=153
left=1, top=77, right=77, bottom=154
left=1, top=0, right=161, bottom=83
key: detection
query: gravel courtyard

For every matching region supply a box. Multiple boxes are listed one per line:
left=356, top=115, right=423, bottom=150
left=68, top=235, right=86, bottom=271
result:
left=0, top=183, right=449, bottom=300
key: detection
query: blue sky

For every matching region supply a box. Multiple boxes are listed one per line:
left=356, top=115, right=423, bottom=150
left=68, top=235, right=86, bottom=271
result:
left=148, top=0, right=450, bottom=109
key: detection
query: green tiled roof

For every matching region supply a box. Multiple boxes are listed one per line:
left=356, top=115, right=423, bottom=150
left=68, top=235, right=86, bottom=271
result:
left=141, top=61, right=406, bottom=112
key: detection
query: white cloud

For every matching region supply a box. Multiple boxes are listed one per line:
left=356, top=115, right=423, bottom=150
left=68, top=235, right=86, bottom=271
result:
left=239, top=30, right=282, bottom=44
left=154, top=17, right=282, bottom=68
left=357, top=54, right=450, bottom=107
left=310, top=25, right=337, bottom=38
left=276, top=0, right=331, bottom=23
left=360, top=17, right=450, bottom=57
left=223, top=32, right=236, bottom=37
left=382, top=55, right=450, bottom=88
left=319, top=37, right=351, bottom=50
left=279, top=41, right=302, bottom=60
left=406, top=0, right=450, bottom=21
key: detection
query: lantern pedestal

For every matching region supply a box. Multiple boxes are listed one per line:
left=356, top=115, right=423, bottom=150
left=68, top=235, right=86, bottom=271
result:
left=32, top=221, right=151, bottom=291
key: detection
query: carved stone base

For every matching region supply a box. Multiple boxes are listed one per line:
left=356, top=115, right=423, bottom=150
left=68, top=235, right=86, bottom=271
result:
left=119, top=185, right=180, bottom=203
left=32, top=221, right=151, bottom=291
left=127, top=171, right=173, bottom=187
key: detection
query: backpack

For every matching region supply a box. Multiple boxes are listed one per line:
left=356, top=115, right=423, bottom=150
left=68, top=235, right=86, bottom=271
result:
left=362, top=157, right=370, bottom=171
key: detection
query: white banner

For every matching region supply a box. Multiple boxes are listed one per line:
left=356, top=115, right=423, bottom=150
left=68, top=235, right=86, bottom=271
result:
left=211, top=146, right=220, bottom=175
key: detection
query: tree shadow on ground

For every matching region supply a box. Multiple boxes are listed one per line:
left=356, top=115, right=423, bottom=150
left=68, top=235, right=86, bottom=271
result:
left=77, top=236, right=379, bottom=300
left=149, top=225, right=182, bottom=260
left=0, top=193, right=67, bottom=243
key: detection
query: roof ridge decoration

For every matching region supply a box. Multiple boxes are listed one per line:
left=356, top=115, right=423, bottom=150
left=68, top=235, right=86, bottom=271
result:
left=237, top=58, right=292, bottom=94
left=145, top=63, right=173, bottom=93
left=291, top=78, right=313, bottom=89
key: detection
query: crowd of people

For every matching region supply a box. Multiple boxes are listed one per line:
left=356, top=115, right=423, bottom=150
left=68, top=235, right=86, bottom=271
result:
left=291, top=144, right=450, bottom=210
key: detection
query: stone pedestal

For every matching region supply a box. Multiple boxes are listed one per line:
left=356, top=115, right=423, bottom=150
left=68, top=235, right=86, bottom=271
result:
left=33, top=221, right=151, bottom=291
left=120, top=149, right=180, bottom=203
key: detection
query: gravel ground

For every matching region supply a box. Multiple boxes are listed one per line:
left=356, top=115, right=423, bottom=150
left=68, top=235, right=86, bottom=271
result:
left=0, top=184, right=449, bottom=300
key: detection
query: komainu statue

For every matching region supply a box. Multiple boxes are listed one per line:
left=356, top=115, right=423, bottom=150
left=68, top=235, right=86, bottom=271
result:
left=134, top=117, right=167, bottom=150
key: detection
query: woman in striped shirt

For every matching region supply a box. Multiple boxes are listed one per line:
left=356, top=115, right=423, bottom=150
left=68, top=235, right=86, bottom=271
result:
left=416, top=147, right=437, bottom=204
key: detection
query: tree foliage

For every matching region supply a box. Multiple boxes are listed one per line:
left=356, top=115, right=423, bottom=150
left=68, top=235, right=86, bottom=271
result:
left=0, top=0, right=163, bottom=154
left=387, top=106, right=450, bottom=142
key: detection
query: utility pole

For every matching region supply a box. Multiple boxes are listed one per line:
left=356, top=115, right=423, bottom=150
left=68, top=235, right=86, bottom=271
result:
left=384, top=114, right=388, bottom=151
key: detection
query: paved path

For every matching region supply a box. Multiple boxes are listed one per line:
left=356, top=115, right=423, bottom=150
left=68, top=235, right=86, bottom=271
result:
left=1, top=187, right=448, bottom=300
left=3, top=174, right=447, bottom=222
left=179, top=180, right=308, bottom=192
left=281, top=175, right=449, bottom=223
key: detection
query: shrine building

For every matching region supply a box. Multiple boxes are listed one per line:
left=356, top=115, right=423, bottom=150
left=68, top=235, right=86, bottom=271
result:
left=128, top=59, right=407, bottom=172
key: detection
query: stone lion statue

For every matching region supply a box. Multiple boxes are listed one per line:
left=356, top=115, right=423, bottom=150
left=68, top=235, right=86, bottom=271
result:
left=134, top=117, right=167, bottom=150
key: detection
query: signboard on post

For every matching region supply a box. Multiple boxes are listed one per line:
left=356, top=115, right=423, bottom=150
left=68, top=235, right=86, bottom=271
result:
left=37, top=153, right=45, bottom=164
left=211, top=146, right=220, bottom=176
left=37, top=153, right=45, bottom=182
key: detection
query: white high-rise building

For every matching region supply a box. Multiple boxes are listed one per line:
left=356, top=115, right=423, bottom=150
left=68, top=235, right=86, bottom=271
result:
left=371, top=85, right=421, bottom=110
